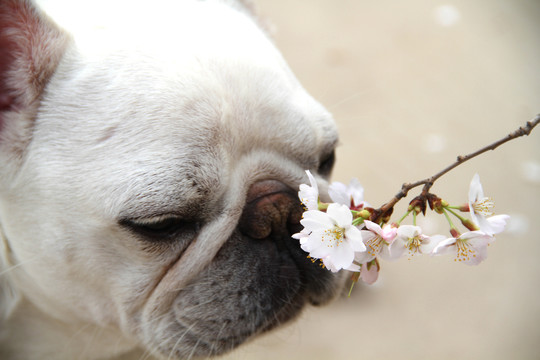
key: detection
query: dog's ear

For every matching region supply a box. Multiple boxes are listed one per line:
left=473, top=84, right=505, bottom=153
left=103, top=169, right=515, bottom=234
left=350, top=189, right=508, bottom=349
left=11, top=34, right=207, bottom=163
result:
left=0, top=0, right=69, bottom=166
left=0, top=0, right=70, bottom=318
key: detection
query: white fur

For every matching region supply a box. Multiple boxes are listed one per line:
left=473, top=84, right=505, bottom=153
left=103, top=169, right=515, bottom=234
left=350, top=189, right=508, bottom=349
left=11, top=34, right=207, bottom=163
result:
left=0, top=1, right=340, bottom=359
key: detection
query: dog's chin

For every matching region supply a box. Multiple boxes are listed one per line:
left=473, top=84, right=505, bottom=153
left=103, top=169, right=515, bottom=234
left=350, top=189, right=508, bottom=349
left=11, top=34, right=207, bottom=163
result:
left=143, top=197, right=344, bottom=359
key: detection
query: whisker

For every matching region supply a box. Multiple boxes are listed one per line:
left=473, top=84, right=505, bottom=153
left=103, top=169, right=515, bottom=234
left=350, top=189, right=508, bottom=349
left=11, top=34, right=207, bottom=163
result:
left=186, top=337, right=202, bottom=360
left=326, top=90, right=370, bottom=111
left=0, top=255, right=43, bottom=277
left=138, top=331, right=178, bottom=360
left=136, top=312, right=180, bottom=360
left=60, top=322, right=93, bottom=357
left=166, top=320, right=198, bottom=360
left=77, top=323, right=104, bottom=360
left=208, top=320, right=228, bottom=357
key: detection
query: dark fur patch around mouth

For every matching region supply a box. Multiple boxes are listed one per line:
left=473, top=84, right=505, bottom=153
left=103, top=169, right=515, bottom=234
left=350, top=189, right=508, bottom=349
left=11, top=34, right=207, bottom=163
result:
left=147, top=181, right=343, bottom=359
left=161, top=224, right=340, bottom=358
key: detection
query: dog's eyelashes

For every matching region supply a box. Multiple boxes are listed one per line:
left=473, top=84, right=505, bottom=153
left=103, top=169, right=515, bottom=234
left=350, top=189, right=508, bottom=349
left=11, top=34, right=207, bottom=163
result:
left=120, top=216, right=200, bottom=241
left=318, top=149, right=336, bottom=177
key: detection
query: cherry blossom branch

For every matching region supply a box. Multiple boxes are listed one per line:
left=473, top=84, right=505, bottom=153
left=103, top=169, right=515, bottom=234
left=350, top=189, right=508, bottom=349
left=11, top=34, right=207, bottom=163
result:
left=370, top=113, right=540, bottom=222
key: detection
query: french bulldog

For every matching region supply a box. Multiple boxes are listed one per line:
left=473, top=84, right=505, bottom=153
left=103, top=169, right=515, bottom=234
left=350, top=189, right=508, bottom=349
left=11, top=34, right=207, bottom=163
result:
left=0, top=0, right=344, bottom=359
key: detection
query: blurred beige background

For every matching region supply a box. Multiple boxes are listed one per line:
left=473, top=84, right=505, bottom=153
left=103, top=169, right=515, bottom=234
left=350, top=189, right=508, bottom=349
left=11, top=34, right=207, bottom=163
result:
left=223, top=0, right=540, bottom=359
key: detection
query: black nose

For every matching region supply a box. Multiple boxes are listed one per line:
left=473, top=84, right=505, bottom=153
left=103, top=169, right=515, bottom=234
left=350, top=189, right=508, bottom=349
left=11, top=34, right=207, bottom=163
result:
left=239, top=180, right=303, bottom=240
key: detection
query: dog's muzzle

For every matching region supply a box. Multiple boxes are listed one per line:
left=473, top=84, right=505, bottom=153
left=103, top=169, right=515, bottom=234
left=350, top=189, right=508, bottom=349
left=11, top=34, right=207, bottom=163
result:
left=163, top=179, right=343, bottom=358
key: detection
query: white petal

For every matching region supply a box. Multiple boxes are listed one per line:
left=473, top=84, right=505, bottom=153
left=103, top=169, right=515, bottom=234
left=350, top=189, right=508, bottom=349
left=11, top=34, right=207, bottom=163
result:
left=345, top=262, right=361, bottom=272
left=396, top=224, right=421, bottom=240
left=465, top=246, right=488, bottom=265
left=328, top=182, right=349, bottom=206
left=300, top=210, right=334, bottom=230
left=459, top=230, right=492, bottom=242
left=463, top=251, right=486, bottom=265
left=301, top=228, right=329, bottom=253
left=462, top=231, right=493, bottom=244
left=463, top=235, right=491, bottom=265
left=305, top=170, right=318, bottom=191
left=484, top=214, right=510, bottom=235
left=330, top=241, right=355, bottom=270
left=348, top=178, right=365, bottom=206
left=306, top=244, right=331, bottom=259
left=354, top=247, right=375, bottom=264
left=327, top=203, right=353, bottom=228
left=471, top=214, right=491, bottom=233
left=321, top=257, right=340, bottom=273
left=298, top=184, right=318, bottom=211
left=468, top=173, right=484, bottom=203
left=378, top=242, right=393, bottom=261
left=432, top=237, right=456, bottom=256
left=420, top=234, right=446, bottom=254
left=388, top=240, right=406, bottom=260
left=450, top=231, right=492, bottom=265
left=345, top=226, right=366, bottom=252
left=470, top=211, right=485, bottom=226
left=291, top=231, right=308, bottom=240
left=297, top=170, right=320, bottom=211
left=360, top=229, right=377, bottom=241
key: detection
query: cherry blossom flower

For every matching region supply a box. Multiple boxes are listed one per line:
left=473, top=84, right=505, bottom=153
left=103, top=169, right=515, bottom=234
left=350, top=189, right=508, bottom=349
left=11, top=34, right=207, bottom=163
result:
left=432, top=230, right=494, bottom=265
left=469, top=174, right=494, bottom=217
left=294, top=203, right=366, bottom=272
left=468, top=174, right=510, bottom=235
left=390, top=225, right=446, bottom=260
left=298, top=170, right=319, bottom=211
left=355, top=220, right=397, bottom=263
left=328, top=178, right=366, bottom=210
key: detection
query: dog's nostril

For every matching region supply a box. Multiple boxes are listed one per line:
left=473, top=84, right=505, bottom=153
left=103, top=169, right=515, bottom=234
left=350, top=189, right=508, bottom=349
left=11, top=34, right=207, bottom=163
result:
left=239, top=181, right=302, bottom=240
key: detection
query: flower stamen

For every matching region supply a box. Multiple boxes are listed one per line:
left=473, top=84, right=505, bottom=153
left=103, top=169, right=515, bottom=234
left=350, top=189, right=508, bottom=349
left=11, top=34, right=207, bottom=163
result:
left=406, top=235, right=422, bottom=259
left=455, top=239, right=476, bottom=262
left=472, top=197, right=494, bottom=217
left=323, top=226, right=345, bottom=248
left=365, top=235, right=384, bottom=258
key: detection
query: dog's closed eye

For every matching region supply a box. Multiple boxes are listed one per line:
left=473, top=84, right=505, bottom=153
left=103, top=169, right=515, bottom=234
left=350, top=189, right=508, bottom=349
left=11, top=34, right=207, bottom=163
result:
left=120, top=216, right=200, bottom=242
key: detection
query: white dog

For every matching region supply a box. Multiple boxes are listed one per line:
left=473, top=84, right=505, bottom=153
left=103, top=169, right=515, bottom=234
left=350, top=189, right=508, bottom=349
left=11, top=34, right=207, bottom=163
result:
left=0, top=1, right=344, bottom=359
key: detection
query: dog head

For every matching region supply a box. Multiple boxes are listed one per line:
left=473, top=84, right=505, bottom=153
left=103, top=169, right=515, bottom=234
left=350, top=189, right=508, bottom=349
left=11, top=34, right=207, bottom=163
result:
left=0, top=1, right=344, bottom=358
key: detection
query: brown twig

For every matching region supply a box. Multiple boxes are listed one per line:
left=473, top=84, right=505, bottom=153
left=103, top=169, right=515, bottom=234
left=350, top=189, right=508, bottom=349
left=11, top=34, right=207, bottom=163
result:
left=370, top=114, right=540, bottom=222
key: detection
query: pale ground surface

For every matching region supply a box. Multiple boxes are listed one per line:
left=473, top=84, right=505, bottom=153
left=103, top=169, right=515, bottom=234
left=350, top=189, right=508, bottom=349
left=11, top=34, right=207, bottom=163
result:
left=222, top=1, right=540, bottom=359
